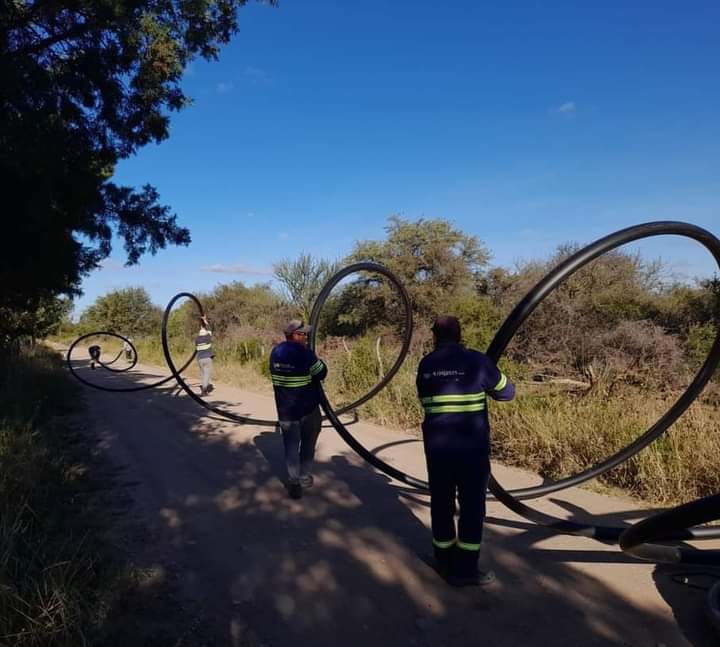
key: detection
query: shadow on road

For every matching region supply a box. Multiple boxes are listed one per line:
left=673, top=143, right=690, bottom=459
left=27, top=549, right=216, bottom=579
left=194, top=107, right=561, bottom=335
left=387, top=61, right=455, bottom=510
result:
left=68, top=358, right=717, bottom=647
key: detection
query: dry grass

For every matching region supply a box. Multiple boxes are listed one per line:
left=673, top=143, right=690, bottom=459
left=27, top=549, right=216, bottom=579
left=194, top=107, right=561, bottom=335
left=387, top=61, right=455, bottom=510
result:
left=53, top=332, right=720, bottom=507
left=0, top=345, right=120, bottom=645
left=490, top=385, right=720, bottom=505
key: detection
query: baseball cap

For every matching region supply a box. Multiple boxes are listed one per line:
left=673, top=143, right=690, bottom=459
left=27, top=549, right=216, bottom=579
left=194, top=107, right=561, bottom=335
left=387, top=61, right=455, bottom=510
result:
left=431, top=315, right=461, bottom=341
left=284, top=319, right=313, bottom=335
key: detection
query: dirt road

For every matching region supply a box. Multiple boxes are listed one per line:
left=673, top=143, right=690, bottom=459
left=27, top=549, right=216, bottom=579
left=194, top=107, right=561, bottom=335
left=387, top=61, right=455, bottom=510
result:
left=63, top=348, right=719, bottom=646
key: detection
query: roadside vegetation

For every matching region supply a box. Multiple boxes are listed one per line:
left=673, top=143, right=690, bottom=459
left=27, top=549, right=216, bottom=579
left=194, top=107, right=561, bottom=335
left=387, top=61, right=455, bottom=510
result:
left=0, top=345, right=120, bottom=645
left=57, top=216, right=720, bottom=507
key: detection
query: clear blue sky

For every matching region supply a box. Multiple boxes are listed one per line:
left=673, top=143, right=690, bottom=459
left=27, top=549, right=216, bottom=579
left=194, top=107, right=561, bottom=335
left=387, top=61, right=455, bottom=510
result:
left=77, top=0, right=720, bottom=314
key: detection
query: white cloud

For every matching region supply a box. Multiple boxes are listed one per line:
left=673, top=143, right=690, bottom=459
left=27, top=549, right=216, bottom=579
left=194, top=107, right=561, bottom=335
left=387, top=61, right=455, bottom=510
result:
left=554, top=101, right=576, bottom=114
left=244, top=66, right=271, bottom=85
left=216, top=81, right=234, bottom=94
left=200, top=263, right=271, bottom=275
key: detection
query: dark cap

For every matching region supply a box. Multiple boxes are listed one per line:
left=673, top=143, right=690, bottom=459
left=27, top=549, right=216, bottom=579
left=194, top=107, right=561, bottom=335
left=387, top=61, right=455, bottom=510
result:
left=431, top=315, right=461, bottom=341
left=284, top=319, right=313, bottom=335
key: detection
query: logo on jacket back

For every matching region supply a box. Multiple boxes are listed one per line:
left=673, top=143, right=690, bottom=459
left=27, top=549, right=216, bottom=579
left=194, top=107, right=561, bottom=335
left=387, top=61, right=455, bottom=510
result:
left=423, top=369, right=465, bottom=379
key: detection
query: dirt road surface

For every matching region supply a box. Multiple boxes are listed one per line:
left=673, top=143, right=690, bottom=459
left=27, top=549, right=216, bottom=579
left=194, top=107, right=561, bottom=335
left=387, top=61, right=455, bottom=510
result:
left=61, top=347, right=719, bottom=646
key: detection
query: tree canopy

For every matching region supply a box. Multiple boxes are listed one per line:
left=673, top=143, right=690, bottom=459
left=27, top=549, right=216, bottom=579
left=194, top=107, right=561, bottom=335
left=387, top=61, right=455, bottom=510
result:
left=0, top=0, right=274, bottom=323
left=79, top=287, right=161, bottom=335
left=347, top=215, right=490, bottom=321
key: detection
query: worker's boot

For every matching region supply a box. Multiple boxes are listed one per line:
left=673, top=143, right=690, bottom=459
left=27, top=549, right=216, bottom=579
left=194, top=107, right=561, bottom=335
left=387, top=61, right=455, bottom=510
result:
left=433, top=545, right=454, bottom=579
left=287, top=481, right=303, bottom=500
left=448, top=547, right=495, bottom=587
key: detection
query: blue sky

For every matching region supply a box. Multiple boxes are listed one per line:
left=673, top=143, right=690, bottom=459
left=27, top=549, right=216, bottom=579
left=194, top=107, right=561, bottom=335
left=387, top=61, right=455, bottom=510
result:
left=78, top=0, right=720, bottom=314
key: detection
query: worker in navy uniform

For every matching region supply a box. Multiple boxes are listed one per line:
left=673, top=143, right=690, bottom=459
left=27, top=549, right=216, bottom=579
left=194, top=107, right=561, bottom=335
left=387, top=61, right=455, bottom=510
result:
left=416, top=315, right=515, bottom=586
left=88, top=344, right=101, bottom=370
left=269, top=320, right=328, bottom=500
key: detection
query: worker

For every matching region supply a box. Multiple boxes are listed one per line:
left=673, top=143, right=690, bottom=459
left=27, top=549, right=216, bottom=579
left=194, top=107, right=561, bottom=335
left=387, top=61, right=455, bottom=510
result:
left=123, top=337, right=133, bottom=361
left=416, top=315, right=515, bottom=587
left=88, top=344, right=101, bottom=370
left=195, top=315, right=214, bottom=396
left=269, top=319, right=328, bottom=500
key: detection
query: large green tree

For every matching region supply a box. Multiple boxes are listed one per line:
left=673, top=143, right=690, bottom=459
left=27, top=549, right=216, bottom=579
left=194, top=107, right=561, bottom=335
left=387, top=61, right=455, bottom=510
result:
left=0, top=0, right=274, bottom=320
left=79, top=287, right=161, bottom=335
left=347, top=216, right=491, bottom=322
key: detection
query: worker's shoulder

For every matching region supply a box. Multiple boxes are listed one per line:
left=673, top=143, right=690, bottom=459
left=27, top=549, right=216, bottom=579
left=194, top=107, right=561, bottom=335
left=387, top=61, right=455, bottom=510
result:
left=270, top=341, right=289, bottom=356
left=462, top=345, right=490, bottom=360
left=462, top=346, right=498, bottom=370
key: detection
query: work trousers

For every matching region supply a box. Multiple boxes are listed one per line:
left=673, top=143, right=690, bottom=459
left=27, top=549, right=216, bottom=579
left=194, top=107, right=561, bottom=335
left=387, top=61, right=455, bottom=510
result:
left=279, top=407, right=322, bottom=483
left=426, top=444, right=491, bottom=569
left=198, top=357, right=213, bottom=391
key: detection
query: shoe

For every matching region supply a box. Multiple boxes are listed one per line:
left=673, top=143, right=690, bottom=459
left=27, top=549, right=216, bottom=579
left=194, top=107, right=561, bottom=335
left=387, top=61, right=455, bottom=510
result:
left=199, top=388, right=207, bottom=397
left=288, top=482, right=303, bottom=499
left=447, top=569, right=495, bottom=587
left=299, top=474, right=314, bottom=488
left=206, top=384, right=214, bottom=393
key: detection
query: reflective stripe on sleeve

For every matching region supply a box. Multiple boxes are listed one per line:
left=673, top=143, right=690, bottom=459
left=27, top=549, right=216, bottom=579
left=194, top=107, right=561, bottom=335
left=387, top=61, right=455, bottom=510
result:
left=493, top=373, right=507, bottom=391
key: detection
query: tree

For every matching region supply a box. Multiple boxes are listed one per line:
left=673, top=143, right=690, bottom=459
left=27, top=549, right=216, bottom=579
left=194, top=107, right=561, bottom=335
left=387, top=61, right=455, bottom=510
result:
left=0, top=296, right=72, bottom=347
left=273, top=254, right=341, bottom=321
left=79, top=287, right=161, bottom=336
left=0, top=0, right=275, bottom=318
left=191, top=281, right=290, bottom=336
left=347, top=215, right=491, bottom=322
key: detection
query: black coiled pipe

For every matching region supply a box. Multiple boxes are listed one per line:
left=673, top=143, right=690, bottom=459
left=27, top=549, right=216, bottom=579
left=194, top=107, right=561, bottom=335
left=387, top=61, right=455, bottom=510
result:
left=313, top=222, right=720, bottom=553
left=66, top=331, right=196, bottom=392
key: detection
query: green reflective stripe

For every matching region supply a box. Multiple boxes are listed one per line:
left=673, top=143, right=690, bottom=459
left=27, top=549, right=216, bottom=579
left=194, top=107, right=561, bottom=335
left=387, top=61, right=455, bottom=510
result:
left=421, top=392, right=486, bottom=404
left=493, top=373, right=507, bottom=391
left=271, top=374, right=312, bottom=381
left=309, top=361, right=325, bottom=375
left=432, top=537, right=456, bottom=549
left=272, top=379, right=311, bottom=385
left=195, top=343, right=212, bottom=351
left=272, top=381, right=311, bottom=388
left=457, top=541, right=481, bottom=551
left=424, top=403, right=486, bottom=414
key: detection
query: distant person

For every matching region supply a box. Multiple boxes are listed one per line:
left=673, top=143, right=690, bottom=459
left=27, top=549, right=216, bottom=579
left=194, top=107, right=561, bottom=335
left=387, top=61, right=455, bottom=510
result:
left=416, top=316, right=515, bottom=587
left=195, top=315, right=214, bottom=396
left=123, top=337, right=133, bottom=361
left=88, top=344, right=101, bottom=370
left=269, top=320, right=328, bottom=500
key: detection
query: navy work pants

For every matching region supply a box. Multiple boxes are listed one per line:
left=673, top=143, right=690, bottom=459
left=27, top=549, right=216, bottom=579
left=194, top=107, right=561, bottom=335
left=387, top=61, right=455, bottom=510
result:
left=426, top=443, right=491, bottom=567
left=279, top=407, right=322, bottom=484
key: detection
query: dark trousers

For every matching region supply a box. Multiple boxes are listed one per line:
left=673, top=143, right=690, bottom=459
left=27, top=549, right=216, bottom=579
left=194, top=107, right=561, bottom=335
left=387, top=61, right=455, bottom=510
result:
left=426, top=445, right=491, bottom=571
left=279, top=407, right=322, bottom=483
